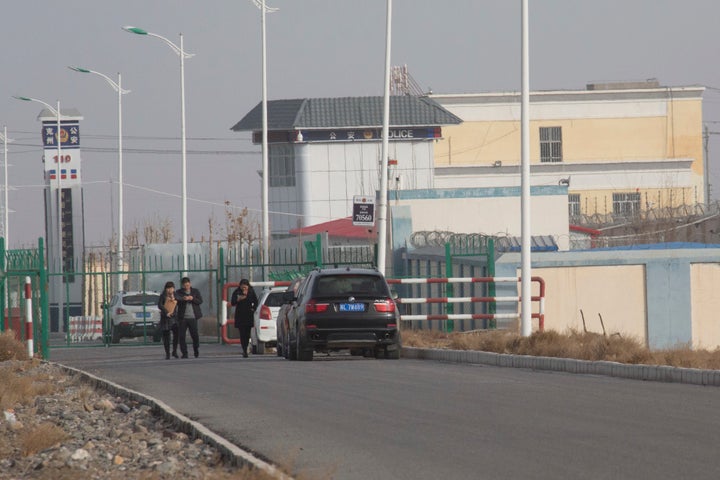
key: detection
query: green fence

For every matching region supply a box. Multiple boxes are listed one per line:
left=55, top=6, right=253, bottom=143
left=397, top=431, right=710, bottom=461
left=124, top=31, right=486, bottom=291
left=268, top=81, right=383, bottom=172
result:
left=0, top=236, right=378, bottom=357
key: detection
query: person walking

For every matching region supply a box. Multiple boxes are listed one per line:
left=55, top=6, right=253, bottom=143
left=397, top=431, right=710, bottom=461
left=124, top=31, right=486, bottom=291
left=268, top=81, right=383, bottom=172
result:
left=158, top=281, right=179, bottom=359
left=176, top=276, right=203, bottom=358
left=230, top=278, right=258, bottom=358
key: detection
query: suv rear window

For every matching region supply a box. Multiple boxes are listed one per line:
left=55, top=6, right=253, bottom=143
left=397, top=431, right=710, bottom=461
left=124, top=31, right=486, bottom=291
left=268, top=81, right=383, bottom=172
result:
left=123, top=294, right=160, bottom=306
left=313, top=275, right=388, bottom=297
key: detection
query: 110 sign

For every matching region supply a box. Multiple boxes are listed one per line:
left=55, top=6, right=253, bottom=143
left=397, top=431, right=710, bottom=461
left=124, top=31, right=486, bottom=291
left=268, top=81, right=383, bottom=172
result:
left=51, top=154, right=72, bottom=163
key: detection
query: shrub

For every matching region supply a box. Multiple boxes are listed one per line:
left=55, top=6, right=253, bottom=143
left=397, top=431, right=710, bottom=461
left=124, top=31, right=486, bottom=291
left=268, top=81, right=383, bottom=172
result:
left=0, top=330, right=30, bottom=362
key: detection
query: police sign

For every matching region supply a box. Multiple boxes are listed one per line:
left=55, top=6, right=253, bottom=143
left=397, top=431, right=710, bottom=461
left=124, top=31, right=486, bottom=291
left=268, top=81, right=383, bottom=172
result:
left=352, top=195, right=375, bottom=226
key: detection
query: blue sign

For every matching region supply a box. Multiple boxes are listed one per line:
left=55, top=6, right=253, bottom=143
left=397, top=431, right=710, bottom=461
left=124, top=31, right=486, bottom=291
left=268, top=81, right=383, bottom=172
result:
left=41, top=122, right=80, bottom=149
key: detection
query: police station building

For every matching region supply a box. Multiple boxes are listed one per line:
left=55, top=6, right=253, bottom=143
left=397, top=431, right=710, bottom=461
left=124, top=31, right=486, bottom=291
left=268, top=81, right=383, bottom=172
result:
left=231, top=96, right=462, bottom=236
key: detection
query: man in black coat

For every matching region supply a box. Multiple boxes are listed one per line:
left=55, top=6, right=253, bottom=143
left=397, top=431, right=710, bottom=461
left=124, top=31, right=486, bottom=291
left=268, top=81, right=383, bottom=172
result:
left=176, top=276, right=203, bottom=358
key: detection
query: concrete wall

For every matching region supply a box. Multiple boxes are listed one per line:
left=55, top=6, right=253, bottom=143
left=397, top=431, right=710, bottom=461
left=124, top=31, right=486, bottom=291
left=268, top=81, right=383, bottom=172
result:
left=494, top=247, right=720, bottom=350
left=691, top=263, right=720, bottom=349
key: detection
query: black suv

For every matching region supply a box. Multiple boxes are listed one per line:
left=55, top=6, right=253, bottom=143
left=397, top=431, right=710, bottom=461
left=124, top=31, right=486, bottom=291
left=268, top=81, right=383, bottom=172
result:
left=283, top=267, right=401, bottom=361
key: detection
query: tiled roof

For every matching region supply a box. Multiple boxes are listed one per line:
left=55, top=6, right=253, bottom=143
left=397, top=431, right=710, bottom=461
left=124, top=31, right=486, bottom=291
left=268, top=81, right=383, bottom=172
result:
left=230, top=96, right=462, bottom=132
left=289, top=217, right=376, bottom=240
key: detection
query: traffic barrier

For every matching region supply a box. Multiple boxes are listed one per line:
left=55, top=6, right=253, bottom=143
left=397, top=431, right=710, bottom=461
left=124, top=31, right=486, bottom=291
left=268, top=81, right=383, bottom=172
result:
left=68, top=316, right=103, bottom=342
left=24, top=277, right=33, bottom=357
left=220, top=281, right=291, bottom=344
left=388, top=276, right=545, bottom=331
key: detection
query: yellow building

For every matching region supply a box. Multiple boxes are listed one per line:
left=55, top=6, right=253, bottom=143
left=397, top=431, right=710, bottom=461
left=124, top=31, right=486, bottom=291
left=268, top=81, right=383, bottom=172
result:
left=430, top=81, right=706, bottom=219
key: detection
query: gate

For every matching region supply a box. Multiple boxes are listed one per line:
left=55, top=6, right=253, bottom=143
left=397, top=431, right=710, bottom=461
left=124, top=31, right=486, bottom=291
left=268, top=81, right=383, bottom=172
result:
left=0, top=238, right=49, bottom=358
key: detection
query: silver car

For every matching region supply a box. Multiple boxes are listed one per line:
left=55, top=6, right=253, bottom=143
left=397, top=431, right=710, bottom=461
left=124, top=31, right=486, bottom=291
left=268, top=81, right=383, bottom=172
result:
left=107, top=291, right=162, bottom=343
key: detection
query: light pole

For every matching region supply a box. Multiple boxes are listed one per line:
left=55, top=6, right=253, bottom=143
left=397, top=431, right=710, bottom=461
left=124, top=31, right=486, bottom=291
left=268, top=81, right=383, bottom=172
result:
left=13, top=95, right=65, bottom=323
left=68, top=66, right=129, bottom=291
left=0, top=126, right=12, bottom=249
left=377, top=0, right=393, bottom=275
left=123, top=25, right=194, bottom=273
left=520, top=0, right=532, bottom=337
left=252, top=0, right=278, bottom=279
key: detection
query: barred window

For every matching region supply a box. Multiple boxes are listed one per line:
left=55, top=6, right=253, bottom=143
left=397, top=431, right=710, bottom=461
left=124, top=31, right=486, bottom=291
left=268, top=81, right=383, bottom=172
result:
left=269, top=144, right=296, bottom=187
left=568, top=194, right=581, bottom=217
left=540, top=126, right=562, bottom=163
left=612, top=192, right=641, bottom=216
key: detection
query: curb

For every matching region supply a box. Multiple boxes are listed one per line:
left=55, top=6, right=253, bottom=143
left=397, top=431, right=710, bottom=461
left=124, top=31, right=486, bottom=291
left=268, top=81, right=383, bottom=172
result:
left=402, top=347, right=720, bottom=387
left=53, top=363, right=292, bottom=479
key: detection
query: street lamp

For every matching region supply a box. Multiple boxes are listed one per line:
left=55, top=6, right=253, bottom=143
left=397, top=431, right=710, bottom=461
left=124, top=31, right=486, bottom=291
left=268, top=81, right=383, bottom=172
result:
left=68, top=66, right=129, bottom=291
left=377, top=0, right=393, bottom=275
left=0, top=126, right=12, bottom=249
left=122, top=25, right=194, bottom=273
left=13, top=95, right=65, bottom=322
left=252, top=0, right=278, bottom=279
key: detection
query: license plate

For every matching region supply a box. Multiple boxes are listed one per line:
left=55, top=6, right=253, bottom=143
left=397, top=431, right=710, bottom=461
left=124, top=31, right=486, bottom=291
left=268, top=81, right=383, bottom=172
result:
left=339, top=303, right=365, bottom=312
left=135, top=312, right=152, bottom=319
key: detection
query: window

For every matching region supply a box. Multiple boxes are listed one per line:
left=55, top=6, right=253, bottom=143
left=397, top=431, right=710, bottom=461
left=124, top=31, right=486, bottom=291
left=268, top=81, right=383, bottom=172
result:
left=568, top=194, right=581, bottom=217
left=540, top=126, right=562, bottom=163
left=268, top=144, right=295, bottom=187
left=612, top=192, right=641, bottom=216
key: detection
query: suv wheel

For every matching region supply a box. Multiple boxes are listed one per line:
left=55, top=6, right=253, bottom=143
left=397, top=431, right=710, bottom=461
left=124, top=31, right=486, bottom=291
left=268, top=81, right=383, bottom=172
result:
left=256, top=341, right=265, bottom=355
left=296, top=332, right=313, bottom=361
left=110, top=324, right=121, bottom=344
left=385, top=345, right=401, bottom=360
left=286, top=331, right=297, bottom=360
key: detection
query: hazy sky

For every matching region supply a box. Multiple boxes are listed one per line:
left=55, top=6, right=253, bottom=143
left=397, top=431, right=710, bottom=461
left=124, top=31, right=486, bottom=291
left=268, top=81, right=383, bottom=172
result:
left=2, top=0, right=720, bottom=248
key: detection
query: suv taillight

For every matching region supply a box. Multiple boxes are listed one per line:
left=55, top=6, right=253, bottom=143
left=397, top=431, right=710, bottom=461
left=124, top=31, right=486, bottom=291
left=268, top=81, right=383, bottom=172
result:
left=260, top=304, right=272, bottom=320
left=116, top=307, right=127, bottom=315
left=306, top=299, right=329, bottom=313
left=374, top=299, right=396, bottom=313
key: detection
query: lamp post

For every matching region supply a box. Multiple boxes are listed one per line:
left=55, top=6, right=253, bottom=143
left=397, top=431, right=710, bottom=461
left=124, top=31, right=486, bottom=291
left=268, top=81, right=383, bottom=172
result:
left=13, top=95, right=65, bottom=324
left=0, top=126, right=12, bottom=248
left=68, top=66, right=129, bottom=291
left=252, top=0, right=278, bottom=279
left=520, top=0, right=532, bottom=337
left=123, top=25, right=194, bottom=273
left=377, top=0, right=393, bottom=275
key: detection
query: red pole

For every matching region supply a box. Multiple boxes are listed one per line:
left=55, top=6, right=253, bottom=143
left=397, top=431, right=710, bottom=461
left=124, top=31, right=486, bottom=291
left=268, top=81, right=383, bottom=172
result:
left=24, top=276, right=33, bottom=357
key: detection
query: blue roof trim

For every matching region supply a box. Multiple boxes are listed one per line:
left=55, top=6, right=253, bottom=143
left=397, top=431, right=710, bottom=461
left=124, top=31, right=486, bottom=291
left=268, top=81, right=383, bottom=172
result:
left=585, top=242, right=720, bottom=251
left=393, top=185, right=566, bottom=200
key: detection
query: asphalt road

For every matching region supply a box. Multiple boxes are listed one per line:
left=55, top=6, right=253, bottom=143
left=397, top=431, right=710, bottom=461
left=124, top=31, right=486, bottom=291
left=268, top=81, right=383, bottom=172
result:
left=51, top=343, right=720, bottom=480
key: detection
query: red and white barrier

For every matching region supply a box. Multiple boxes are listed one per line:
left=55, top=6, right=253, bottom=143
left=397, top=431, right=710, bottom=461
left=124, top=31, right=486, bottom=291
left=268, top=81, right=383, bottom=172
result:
left=389, top=276, right=546, bottom=331
left=69, top=316, right=103, bottom=342
left=24, top=277, right=33, bottom=357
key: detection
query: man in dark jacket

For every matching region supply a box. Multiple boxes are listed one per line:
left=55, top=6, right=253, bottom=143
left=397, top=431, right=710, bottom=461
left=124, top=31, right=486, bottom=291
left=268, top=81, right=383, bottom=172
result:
left=176, top=276, right=203, bottom=358
left=231, top=278, right=258, bottom=357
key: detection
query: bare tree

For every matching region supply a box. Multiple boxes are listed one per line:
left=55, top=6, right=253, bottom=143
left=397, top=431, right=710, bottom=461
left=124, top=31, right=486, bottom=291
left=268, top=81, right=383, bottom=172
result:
left=223, top=200, right=257, bottom=244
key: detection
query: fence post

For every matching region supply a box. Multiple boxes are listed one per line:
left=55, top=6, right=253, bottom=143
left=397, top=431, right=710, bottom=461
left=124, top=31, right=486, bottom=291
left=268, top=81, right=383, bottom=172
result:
left=24, top=276, right=33, bottom=358
left=38, top=238, right=49, bottom=359
left=0, top=236, right=5, bottom=333
left=444, top=243, right=454, bottom=332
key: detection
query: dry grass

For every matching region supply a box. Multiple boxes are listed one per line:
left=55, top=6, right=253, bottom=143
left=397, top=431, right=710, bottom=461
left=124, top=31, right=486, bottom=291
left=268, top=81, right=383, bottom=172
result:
left=19, top=422, right=68, bottom=456
left=403, top=328, right=720, bottom=369
left=0, top=329, right=30, bottom=362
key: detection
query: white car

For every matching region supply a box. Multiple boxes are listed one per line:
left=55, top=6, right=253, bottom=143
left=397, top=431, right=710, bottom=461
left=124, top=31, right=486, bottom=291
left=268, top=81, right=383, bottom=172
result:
left=107, top=291, right=162, bottom=344
left=251, top=287, right=286, bottom=354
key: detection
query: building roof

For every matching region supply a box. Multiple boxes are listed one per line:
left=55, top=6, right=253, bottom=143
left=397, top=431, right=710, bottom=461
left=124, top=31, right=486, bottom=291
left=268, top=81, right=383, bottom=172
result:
left=289, top=217, right=377, bottom=240
left=230, top=96, right=462, bottom=132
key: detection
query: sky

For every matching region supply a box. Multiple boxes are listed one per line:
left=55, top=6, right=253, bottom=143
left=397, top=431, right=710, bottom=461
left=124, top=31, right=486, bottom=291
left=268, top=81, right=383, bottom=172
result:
left=1, top=0, right=720, bottom=248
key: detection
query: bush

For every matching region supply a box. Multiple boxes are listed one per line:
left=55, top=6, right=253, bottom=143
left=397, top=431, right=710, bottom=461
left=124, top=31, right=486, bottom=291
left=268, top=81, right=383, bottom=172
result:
left=0, top=330, right=30, bottom=362
left=402, top=328, right=720, bottom=370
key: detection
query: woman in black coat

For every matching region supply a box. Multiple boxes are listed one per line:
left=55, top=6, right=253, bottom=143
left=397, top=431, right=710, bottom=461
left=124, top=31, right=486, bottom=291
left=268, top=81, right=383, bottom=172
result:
left=230, top=278, right=258, bottom=357
left=158, top=281, right=179, bottom=359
